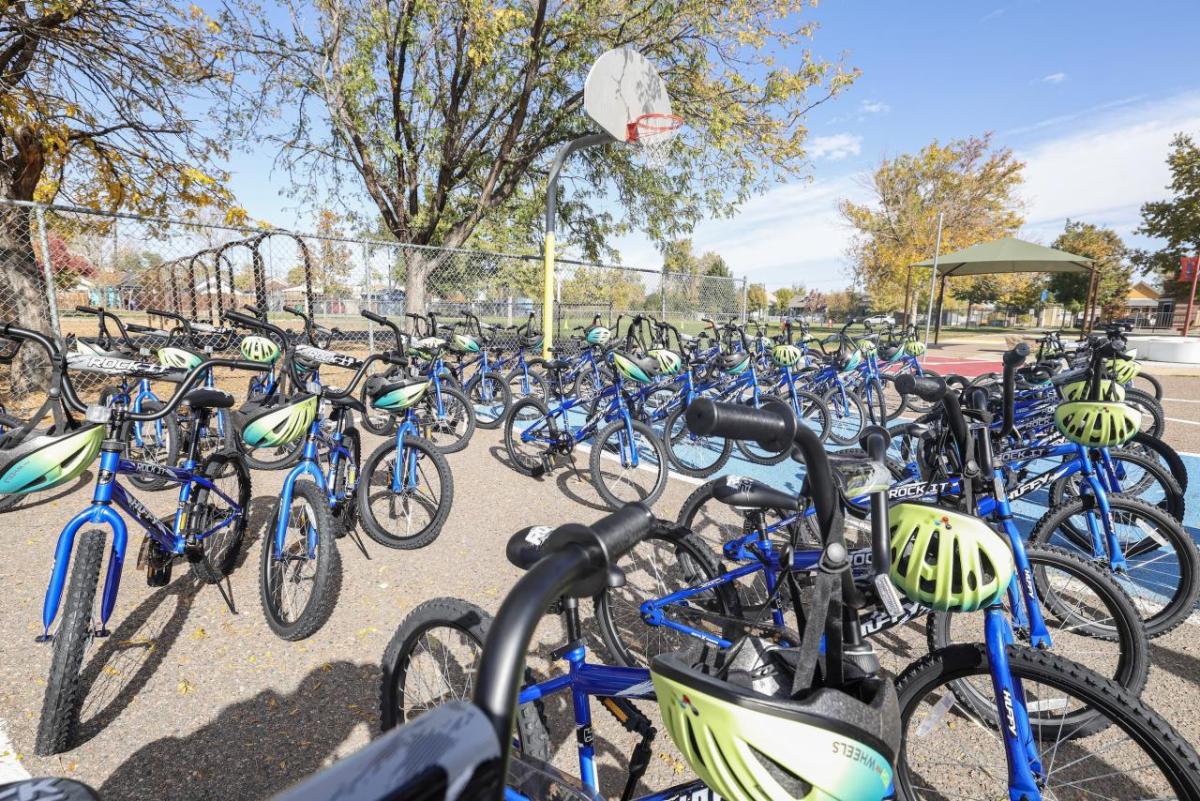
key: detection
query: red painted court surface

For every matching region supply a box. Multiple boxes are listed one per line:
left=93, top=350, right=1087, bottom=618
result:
left=921, top=355, right=999, bottom=378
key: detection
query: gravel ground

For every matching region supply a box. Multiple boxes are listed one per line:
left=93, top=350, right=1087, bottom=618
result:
left=0, top=369, right=1198, bottom=798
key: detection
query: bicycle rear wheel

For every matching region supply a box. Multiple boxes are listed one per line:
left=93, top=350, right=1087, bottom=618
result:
left=186, top=452, right=252, bottom=583
left=594, top=526, right=741, bottom=669
left=895, top=644, right=1200, bottom=800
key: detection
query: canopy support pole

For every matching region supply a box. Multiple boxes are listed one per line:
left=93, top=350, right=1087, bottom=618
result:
left=922, top=211, right=944, bottom=350
left=1083, top=267, right=1097, bottom=335
left=934, top=275, right=947, bottom=344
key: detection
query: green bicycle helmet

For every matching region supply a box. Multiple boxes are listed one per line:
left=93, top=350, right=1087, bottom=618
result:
left=451, top=333, right=480, bottom=354
left=771, top=343, right=803, bottom=368
left=0, top=424, right=104, bottom=495
left=612, top=351, right=658, bottom=384
left=585, top=326, right=612, bottom=346
left=240, top=335, right=281, bottom=364
left=368, top=377, right=430, bottom=411
left=157, top=346, right=203, bottom=370
left=652, top=637, right=900, bottom=801
left=411, top=336, right=446, bottom=361
left=1054, top=400, right=1141, bottom=448
left=888, top=503, right=1014, bottom=613
left=902, top=340, right=926, bottom=357
left=1062, top=379, right=1125, bottom=402
left=649, top=348, right=683, bottom=376
left=1107, top=357, right=1141, bottom=384
left=857, top=340, right=877, bottom=356
left=238, top=394, right=318, bottom=448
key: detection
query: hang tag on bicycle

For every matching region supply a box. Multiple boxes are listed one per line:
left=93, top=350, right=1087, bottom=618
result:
left=86, top=405, right=111, bottom=424
left=307, top=380, right=321, bottom=394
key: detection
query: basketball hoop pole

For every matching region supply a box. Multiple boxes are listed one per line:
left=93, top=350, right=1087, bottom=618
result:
left=542, top=132, right=614, bottom=358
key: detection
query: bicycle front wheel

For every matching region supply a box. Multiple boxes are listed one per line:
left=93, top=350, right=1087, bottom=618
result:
left=379, top=597, right=550, bottom=758
left=260, top=480, right=341, bottom=640
left=357, top=434, right=453, bottom=549
left=895, top=643, right=1200, bottom=800
left=420, top=384, right=476, bottom=454
left=662, top=403, right=732, bottom=478
left=589, top=418, right=669, bottom=508
left=926, top=544, right=1150, bottom=731
left=824, top=385, right=867, bottom=445
left=467, top=370, right=511, bottom=429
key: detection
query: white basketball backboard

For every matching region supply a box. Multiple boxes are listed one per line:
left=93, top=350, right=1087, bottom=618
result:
left=583, top=48, right=672, bottom=142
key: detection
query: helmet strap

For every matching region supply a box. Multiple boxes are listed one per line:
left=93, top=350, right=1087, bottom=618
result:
left=790, top=567, right=841, bottom=697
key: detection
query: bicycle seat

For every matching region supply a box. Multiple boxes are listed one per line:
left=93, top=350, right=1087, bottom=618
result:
left=506, top=525, right=555, bottom=570
left=0, top=778, right=100, bottom=801
left=546, top=357, right=573, bottom=372
left=712, top=475, right=799, bottom=511
left=182, top=388, right=233, bottom=410
left=1048, top=367, right=1088, bottom=387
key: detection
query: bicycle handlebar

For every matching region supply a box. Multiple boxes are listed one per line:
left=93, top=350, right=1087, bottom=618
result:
left=474, top=503, right=656, bottom=791
left=685, top=397, right=844, bottom=539
left=1000, top=344, right=1029, bottom=438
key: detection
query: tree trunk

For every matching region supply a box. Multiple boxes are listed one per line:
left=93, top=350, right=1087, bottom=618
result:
left=0, top=125, right=52, bottom=394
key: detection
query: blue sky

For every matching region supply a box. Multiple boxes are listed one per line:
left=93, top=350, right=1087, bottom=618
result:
left=219, top=0, right=1200, bottom=292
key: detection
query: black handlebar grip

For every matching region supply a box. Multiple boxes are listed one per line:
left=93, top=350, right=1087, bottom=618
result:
left=1000, top=345, right=1028, bottom=438
left=361, top=309, right=387, bottom=325
left=146, top=307, right=176, bottom=319
left=76, top=305, right=101, bottom=315
left=1003, top=343, right=1030, bottom=367
left=684, top=398, right=795, bottom=454
left=894, top=373, right=948, bottom=403
left=587, top=503, right=655, bottom=565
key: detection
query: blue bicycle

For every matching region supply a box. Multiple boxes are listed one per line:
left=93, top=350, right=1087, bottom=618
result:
left=0, top=324, right=261, bottom=756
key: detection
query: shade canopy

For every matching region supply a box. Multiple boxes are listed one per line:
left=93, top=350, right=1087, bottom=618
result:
left=913, top=236, right=1093, bottom=276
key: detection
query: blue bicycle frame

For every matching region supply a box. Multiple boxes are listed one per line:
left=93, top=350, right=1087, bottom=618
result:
left=41, top=440, right=241, bottom=639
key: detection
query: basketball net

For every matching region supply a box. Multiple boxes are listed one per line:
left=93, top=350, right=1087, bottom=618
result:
left=627, top=113, right=682, bottom=170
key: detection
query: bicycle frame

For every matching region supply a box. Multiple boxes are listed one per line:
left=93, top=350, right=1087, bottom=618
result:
left=41, top=441, right=241, bottom=638
left=272, top=412, right=356, bottom=559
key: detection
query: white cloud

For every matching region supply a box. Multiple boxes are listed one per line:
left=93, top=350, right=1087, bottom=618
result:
left=807, top=133, right=863, bottom=161
left=860, top=100, right=890, bottom=115
left=1040, top=72, right=1068, bottom=84
left=1017, top=92, right=1200, bottom=243
left=981, top=7, right=1006, bottom=22
left=615, top=92, right=1200, bottom=292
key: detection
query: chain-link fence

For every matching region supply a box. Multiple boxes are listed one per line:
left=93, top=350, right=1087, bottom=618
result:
left=0, top=198, right=747, bottom=411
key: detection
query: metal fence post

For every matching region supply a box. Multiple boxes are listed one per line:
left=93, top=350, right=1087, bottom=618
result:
left=34, top=205, right=60, bottom=335
left=363, top=241, right=374, bottom=351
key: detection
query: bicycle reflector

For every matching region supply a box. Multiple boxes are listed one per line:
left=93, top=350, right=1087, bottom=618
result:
left=240, top=335, right=281, bottom=364
left=0, top=424, right=104, bottom=495
left=770, top=343, right=803, bottom=368
left=1054, top=400, right=1141, bottom=448
left=888, top=503, right=1014, bottom=613
left=239, top=395, right=318, bottom=448
left=649, top=348, right=683, bottom=375
left=1062, top=379, right=1125, bottom=402
left=157, top=346, right=203, bottom=370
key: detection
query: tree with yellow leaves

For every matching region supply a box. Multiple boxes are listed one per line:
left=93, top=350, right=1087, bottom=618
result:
left=0, top=1, right=243, bottom=378
left=840, top=134, right=1025, bottom=318
left=230, top=0, right=858, bottom=317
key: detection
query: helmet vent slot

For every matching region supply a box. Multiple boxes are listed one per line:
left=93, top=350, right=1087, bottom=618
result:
left=749, top=743, right=813, bottom=798
left=950, top=538, right=963, bottom=594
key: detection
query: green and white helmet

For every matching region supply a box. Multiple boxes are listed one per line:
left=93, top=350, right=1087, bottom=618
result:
left=0, top=424, right=104, bottom=496
left=239, top=395, right=318, bottom=448
left=1054, top=400, right=1141, bottom=448
left=612, top=351, right=657, bottom=384
left=368, top=377, right=430, bottom=411
left=649, top=348, right=683, bottom=375
left=157, top=346, right=203, bottom=370
left=585, top=325, right=613, bottom=346
left=451, top=333, right=480, bottom=354
left=653, top=637, right=900, bottom=801
left=902, top=340, right=926, bottom=357
left=240, top=335, right=281, bottom=364
left=888, top=502, right=1014, bottom=613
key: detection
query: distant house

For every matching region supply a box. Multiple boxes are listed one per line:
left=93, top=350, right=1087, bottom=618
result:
left=1115, top=281, right=1174, bottom=329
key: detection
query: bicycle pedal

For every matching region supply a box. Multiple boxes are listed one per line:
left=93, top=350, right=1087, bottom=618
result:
left=35, top=633, right=52, bottom=644
left=94, top=628, right=111, bottom=639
